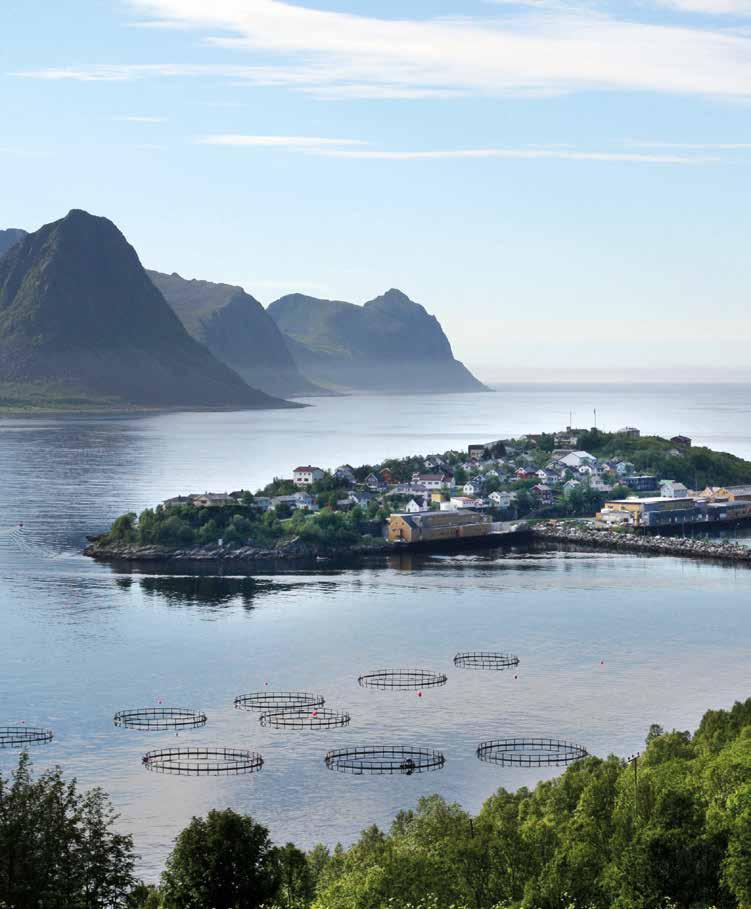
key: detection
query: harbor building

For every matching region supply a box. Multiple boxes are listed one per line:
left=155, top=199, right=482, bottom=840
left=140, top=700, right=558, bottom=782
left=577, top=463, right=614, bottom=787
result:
left=387, top=510, right=492, bottom=544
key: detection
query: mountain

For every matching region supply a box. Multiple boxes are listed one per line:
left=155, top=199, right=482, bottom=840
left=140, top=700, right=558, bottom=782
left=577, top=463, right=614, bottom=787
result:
left=0, top=229, right=27, bottom=259
left=147, top=270, right=327, bottom=398
left=267, top=288, right=488, bottom=394
left=0, top=211, right=297, bottom=410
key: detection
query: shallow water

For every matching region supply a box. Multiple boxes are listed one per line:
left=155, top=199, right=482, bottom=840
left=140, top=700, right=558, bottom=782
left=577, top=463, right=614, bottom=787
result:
left=1, top=384, right=750, bottom=878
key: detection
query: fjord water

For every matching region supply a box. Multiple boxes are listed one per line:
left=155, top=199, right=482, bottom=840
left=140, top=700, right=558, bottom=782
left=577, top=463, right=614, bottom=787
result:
left=1, top=383, right=751, bottom=879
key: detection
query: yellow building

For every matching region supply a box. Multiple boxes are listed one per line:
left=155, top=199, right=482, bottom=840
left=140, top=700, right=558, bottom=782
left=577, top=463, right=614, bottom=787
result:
left=387, top=510, right=492, bottom=544
left=711, top=486, right=751, bottom=503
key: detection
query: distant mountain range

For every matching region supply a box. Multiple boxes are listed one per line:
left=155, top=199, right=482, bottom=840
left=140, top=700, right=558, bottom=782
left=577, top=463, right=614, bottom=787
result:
left=147, top=271, right=326, bottom=398
left=0, top=211, right=487, bottom=410
left=0, top=212, right=294, bottom=410
left=268, top=289, right=488, bottom=394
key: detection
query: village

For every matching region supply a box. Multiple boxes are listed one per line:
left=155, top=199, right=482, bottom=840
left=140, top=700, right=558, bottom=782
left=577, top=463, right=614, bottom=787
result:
left=161, top=425, right=751, bottom=546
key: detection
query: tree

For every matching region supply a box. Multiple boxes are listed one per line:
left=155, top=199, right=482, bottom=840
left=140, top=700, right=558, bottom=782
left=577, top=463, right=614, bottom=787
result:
left=276, top=842, right=314, bottom=909
left=160, top=809, right=279, bottom=909
left=0, top=752, right=136, bottom=908
left=454, top=466, right=468, bottom=486
left=109, top=512, right=137, bottom=543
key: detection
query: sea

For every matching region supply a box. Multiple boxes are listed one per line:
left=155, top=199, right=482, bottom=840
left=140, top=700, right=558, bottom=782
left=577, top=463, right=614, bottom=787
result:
left=1, top=382, right=750, bottom=879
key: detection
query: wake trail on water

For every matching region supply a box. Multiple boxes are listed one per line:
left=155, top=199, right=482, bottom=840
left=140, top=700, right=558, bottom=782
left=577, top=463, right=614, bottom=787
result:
left=2, top=527, right=67, bottom=561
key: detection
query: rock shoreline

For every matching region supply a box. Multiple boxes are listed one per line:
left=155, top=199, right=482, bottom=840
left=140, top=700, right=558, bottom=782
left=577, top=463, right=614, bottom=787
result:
left=534, top=524, right=751, bottom=564
left=83, top=536, right=389, bottom=564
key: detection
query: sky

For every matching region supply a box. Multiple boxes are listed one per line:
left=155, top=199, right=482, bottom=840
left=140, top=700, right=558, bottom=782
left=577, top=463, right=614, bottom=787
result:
left=3, top=0, right=751, bottom=381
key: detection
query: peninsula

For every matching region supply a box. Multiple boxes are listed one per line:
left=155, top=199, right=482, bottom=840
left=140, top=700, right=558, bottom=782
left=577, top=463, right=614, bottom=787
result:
left=86, top=426, right=751, bottom=565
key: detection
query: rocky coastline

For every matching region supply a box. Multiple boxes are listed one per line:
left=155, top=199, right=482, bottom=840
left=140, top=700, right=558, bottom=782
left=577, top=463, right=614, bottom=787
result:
left=83, top=535, right=390, bottom=564
left=534, top=523, right=751, bottom=564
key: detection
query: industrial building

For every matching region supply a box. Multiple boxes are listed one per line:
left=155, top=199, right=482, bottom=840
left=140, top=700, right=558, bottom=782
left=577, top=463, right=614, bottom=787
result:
left=596, top=495, right=751, bottom=529
left=386, top=510, right=492, bottom=544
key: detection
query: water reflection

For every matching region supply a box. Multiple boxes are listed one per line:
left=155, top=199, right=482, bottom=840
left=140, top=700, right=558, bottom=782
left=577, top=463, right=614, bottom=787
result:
left=138, top=575, right=280, bottom=607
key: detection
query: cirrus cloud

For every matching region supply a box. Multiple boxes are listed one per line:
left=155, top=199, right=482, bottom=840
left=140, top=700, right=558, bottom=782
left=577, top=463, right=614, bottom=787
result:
left=14, top=0, right=751, bottom=100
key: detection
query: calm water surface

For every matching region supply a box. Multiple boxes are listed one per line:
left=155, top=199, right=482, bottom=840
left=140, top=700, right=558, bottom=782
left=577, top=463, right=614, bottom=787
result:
left=1, top=384, right=750, bottom=879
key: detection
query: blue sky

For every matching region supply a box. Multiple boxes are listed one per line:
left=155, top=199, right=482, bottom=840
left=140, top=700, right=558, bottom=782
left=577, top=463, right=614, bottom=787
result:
left=3, top=0, right=751, bottom=380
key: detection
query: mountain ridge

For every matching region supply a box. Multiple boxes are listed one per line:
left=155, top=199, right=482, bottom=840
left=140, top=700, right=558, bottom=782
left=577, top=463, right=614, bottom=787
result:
left=0, top=228, right=28, bottom=259
left=268, top=288, right=488, bottom=394
left=0, top=210, right=297, bottom=410
left=147, top=270, right=328, bottom=398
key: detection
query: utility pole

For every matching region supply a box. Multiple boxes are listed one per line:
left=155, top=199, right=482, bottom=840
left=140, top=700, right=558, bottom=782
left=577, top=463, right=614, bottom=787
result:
left=593, top=408, right=597, bottom=430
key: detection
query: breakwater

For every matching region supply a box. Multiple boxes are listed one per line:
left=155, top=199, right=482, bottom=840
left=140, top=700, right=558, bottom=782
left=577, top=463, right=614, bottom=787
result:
left=534, top=523, right=751, bottom=564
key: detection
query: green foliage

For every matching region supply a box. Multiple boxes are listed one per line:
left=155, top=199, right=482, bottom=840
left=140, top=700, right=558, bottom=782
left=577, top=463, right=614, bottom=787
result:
left=0, top=753, right=136, bottom=908
left=101, top=500, right=370, bottom=553
left=160, top=809, right=279, bottom=909
left=575, top=432, right=751, bottom=490
left=311, top=700, right=751, bottom=909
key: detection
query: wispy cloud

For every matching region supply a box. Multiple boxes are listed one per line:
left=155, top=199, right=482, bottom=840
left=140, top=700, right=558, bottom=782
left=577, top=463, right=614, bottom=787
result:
left=12, top=0, right=751, bottom=100
left=627, top=139, right=751, bottom=149
left=651, top=0, right=751, bottom=14
left=293, top=147, right=719, bottom=164
left=197, top=134, right=367, bottom=148
left=113, top=115, right=166, bottom=123
left=197, top=135, right=724, bottom=164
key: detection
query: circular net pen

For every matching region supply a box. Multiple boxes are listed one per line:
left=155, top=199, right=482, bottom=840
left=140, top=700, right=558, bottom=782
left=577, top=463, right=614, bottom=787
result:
left=259, top=708, right=351, bottom=729
left=477, top=738, right=588, bottom=767
left=454, top=652, right=520, bottom=671
left=234, top=692, right=325, bottom=712
left=0, top=726, right=53, bottom=748
left=113, top=708, right=207, bottom=731
left=357, top=669, right=447, bottom=691
left=325, top=746, right=446, bottom=776
left=142, top=747, right=263, bottom=776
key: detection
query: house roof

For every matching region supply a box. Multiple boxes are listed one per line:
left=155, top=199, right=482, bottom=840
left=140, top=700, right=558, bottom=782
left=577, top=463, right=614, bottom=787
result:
left=293, top=465, right=322, bottom=472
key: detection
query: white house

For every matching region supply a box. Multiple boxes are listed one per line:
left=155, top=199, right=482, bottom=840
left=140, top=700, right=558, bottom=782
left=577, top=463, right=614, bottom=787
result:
left=272, top=492, right=319, bottom=512
left=463, top=478, right=486, bottom=496
left=412, top=473, right=451, bottom=490
left=405, top=498, right=424, bottom=513
left=489, top=490, right=515, bottom=508
left=660, top=479, right=690, bottom=499
left=559, top=451, right=597, bottom=469
left=449, top=496, right=484, bottom=510
left=293, top=466, right=324, bottom=487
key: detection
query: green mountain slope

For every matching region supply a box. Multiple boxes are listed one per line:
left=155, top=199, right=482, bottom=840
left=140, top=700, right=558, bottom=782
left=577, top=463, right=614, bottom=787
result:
left=0, top=210, right=297, bottom=410
left=267, top=288, right=488, bottom=393
left=148, top=270, right=328, bottom=398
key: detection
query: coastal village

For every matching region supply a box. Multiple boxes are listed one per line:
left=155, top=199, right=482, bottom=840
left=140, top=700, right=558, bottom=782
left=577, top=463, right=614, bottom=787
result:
left=162, top=425, right=751, bottom=545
